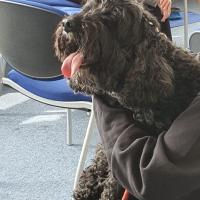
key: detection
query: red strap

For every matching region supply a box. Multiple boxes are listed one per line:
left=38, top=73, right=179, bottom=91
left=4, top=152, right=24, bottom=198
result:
left=122, top=189, right=129, bottom=200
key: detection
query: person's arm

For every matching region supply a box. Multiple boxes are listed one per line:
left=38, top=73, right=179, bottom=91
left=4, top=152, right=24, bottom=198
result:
left=94, top=95, right=200, bottom=200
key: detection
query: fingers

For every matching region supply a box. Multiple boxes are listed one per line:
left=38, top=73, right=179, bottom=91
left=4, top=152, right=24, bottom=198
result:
left=161, top=2, right=171, bottom=22
left=160, top=0, right=169, bottom=10
left=159, top=0, right=172, bottom=22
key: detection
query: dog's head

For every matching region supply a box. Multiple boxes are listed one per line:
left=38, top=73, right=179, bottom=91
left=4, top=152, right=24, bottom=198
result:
left=54, top=0, right=174, bottom=102
left=54, top=0, right=145, bottom=79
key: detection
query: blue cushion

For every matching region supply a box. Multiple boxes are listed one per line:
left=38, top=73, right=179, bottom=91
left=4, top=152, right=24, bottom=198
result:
left=6, top=0, right=65, bottom=16
left=8, top=70, right=91, bottom=102
left=170, top=11, right=182, bottom=20
left=7, top=0, right=80, bottom=7
left=26, top=0, right=81, bottom=7
left=6, top=0, right=81, bottom=15
left=53, top=6, right=80, bottom=15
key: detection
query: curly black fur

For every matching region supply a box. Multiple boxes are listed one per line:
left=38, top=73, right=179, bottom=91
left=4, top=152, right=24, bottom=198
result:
left=73, top=144, right=124, bottom=200
left=54, top=0, right=200, bottom=199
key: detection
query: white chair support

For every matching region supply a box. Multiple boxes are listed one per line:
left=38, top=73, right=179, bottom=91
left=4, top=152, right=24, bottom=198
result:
left=1, top=76, right=95, bottom=191
left=73, top=104, right=96, bottom=190
left=67, top=109, right=72, bottom=145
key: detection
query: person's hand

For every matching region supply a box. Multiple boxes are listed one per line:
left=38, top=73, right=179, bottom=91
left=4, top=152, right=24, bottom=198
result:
left=158, top=0, right=172, bottom=22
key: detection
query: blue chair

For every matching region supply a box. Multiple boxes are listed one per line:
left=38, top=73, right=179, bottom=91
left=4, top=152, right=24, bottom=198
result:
left=0, top=0, right=95, bottom=190
left=169, top=7, right=182, bottom=21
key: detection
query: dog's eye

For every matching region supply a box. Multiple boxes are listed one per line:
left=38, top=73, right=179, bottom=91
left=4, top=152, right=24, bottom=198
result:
left=82, top=23, right=86, bottom=29
left=81, top=22, right=88, bottom=30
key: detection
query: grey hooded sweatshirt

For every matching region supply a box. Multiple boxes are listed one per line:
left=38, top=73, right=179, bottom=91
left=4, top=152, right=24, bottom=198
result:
left=94, top=94, right=200, bottom=200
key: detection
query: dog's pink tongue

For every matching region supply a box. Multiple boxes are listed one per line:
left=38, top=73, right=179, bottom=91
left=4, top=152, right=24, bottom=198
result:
left=61, top=52, right=83, bottom=78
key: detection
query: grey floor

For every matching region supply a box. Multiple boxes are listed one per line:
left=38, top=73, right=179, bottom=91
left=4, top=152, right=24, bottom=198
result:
left=0, top=1, right=200, bottom=200
left=0, top=86, right=99, bottom=200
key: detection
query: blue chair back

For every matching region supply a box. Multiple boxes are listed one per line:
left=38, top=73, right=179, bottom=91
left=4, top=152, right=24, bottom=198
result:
left=0, top=0, right=66, bottom=78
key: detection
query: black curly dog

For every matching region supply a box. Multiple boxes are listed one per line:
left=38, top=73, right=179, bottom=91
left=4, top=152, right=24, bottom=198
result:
left=54, top=0, right=200, bottom=199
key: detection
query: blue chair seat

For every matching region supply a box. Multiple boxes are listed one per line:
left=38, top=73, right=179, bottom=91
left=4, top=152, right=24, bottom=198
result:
left=53, top=6, right=80, bottom=14
left=170, top=8, right=182, bottom=20
left=6, top=0, right=81, bottom=16
left=27, top=0, right=80, bottom=7
left=7, top=0, right=80, bottom=8
left=8, top=70, right=91, bottom=102
left=29, top=0, right=81, bottom=15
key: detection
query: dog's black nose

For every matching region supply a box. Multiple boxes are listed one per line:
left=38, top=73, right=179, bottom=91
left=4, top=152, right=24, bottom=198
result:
left=62, top=19, right=74, bottom=33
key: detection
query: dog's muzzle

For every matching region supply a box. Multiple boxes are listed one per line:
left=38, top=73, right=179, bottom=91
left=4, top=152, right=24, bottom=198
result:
left=62, top=19, right=75, bottom=33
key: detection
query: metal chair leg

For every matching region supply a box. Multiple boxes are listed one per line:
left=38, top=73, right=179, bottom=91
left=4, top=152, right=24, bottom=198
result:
left=66, top=109, right=72, bottom=145
left=73, top=108, right=95, bottom=190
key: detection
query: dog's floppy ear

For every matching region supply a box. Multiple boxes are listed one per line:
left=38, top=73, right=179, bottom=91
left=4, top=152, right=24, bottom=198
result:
left=132, top=50, right=174, bottom=105
left=129, top=0, right=144, bottom=22
left=121, top=0, right=144, bottom=45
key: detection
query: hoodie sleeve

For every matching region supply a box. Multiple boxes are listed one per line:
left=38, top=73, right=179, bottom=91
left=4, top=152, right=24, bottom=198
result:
left=93, top=95, right=200, bottom=200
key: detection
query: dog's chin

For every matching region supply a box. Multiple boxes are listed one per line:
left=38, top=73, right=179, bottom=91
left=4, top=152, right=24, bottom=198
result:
left=69, top=69, right=105, bottom=96
left=69, top=78, right=80, bottom=93
left=69, top=72, right=92, bottom=94
left=70, top=81, right=95, bottom=94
